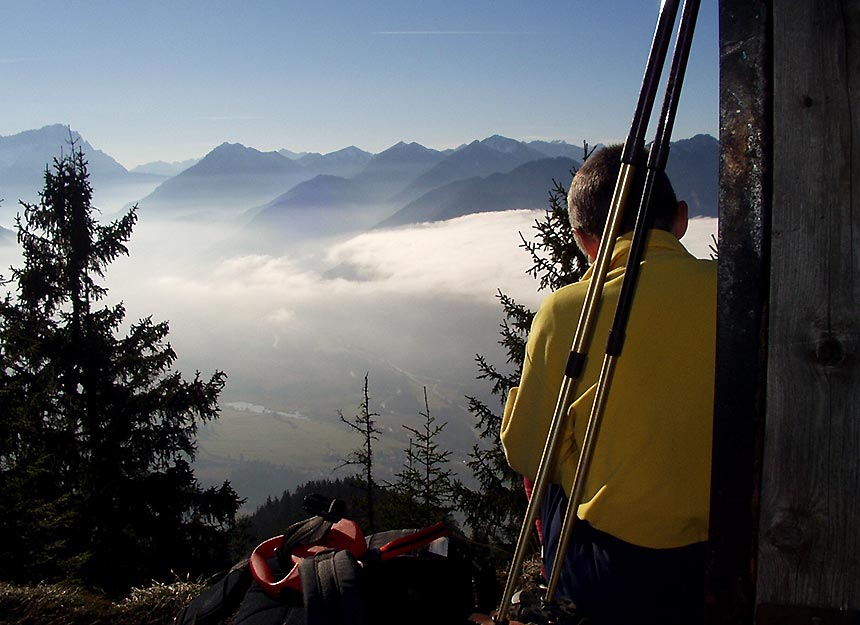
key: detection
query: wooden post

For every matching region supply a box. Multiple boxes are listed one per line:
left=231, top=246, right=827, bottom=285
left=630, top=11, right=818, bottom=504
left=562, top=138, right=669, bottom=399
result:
left=711, top=0, right=860, bottom=621
left=706, top=1, right=771, bottom=623
left=757, top=0, right=860, bottom=614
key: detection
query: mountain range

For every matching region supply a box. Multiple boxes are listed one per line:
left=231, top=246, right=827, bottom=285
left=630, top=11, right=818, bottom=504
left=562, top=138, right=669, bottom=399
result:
left=0, top=125, right=721, bottom=507
left=1, top=125, right=718, bottom=243
left=379, top=156, right=579, bottom=228
left=136, top=142, right=314, bottom=218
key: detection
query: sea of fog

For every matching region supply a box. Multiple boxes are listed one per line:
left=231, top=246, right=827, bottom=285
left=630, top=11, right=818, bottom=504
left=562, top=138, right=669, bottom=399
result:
left=0, top=202, right=718, bottom=507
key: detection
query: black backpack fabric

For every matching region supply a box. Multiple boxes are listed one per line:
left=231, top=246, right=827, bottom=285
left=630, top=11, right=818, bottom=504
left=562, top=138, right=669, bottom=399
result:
left=173, top=559, right=254, bottom=625
left=175, top=500, right=498, bottom=625
left=232, top=545, right=367, bottom=625
left=360, top=529, right=493, bottom=625
left=300, top=549, right=367, bottom=625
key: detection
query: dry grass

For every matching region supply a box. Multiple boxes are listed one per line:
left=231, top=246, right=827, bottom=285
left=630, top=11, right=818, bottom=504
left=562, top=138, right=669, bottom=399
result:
left=0, top=579, right=207, bottom=625
left=0, top=554, right=540, bottom=624
left=517, top=552, right=546, bottom=594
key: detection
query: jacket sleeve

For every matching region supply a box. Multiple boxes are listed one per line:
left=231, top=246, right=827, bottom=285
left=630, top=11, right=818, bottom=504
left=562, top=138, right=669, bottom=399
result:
left=501, top=300, right=570, bottom=483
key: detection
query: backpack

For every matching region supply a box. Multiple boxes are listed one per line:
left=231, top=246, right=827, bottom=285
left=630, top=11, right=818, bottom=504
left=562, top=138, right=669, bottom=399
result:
left=174, top=495, right=498, bottom=625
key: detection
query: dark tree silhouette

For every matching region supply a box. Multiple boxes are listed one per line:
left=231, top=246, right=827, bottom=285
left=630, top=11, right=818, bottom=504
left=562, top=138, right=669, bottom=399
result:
left=390, top=387, right=455, bottom=527
left=0, top=145, right=242, bottom=593
left=338, top=373, right=382, bottom=532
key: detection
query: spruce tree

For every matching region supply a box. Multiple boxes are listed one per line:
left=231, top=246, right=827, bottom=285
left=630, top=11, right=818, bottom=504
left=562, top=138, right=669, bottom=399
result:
left=0, top=145, right=241, bottom=593
left=455, top=177, right=587, bottom=548
left=391, top=387, right=455, bottom=527
left=338, top=373, right=382, bottom=532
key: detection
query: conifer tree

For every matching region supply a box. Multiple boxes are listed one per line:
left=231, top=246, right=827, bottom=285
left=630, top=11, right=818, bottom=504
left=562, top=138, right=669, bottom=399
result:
left=455, top=176, right=587, bottom=548
left=391, top=387, right=455, bottom=527
left=338, top=373, right=382, bottom=532
left=0, top=145, right=241, bottom=592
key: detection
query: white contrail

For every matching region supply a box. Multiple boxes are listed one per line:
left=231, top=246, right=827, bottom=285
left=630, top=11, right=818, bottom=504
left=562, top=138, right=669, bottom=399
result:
left=373, top=30, right=528, bottom=35
left=194, top=115, right=269, bottom=122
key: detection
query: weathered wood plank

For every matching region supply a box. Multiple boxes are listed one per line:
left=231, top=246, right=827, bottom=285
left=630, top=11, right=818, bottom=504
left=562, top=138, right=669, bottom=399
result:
left=758, top=0, right=860, bottom=608
left=706, top=1, right=771, bottom=623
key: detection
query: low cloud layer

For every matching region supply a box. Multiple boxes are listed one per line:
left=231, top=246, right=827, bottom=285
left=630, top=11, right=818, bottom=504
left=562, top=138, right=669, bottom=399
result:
left=3, top=209, right=717, bottom=409
left=0, top=208, right=717, bottom=502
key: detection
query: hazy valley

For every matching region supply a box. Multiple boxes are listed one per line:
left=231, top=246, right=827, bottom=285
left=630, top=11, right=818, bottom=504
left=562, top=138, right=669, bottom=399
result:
left=0, top=125, right=719, bottom=509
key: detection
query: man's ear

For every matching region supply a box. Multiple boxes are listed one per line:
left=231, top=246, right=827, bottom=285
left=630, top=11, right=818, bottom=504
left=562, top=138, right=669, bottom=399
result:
left=573, top=229, right=599, bottom=262
left=672, top=200, right=689, bottom=239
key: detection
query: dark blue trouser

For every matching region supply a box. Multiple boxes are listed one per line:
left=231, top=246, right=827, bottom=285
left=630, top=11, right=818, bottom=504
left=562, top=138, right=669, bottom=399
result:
left=540, top=483, right=706, bottom=625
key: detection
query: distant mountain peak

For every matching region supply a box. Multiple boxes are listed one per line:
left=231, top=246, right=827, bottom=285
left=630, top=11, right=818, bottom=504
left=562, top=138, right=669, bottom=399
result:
left=39, top=123, right=70, bottom=131
left=329, top=145, right=369, bottom=157
left=479, top=135, right=526, bottom=153
left=23, top=123, right=77, bottom=137
left=526, top=138, right=586, bottom=160
left=200, top=142, right=290, bottom=163
left=384, top=141, right=428, bottom=152
left=279, top=148, right=309, bottom=160
left=0, top=124, right=128, bottom=180
left=210, top=141, right=251, bottom=154
left=131, top=157, right=200, bottom=177
left=373, top=141, right=439, bottom=162
left=2, top=123, right=82, bottom=146
left=672, top=133, right=718, bottom=147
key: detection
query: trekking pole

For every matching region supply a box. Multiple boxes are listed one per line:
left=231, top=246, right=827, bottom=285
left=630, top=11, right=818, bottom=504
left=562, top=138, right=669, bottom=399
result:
left=542, top=0, right=702, bottom=602
left=493, top=2, right=680, bottom=622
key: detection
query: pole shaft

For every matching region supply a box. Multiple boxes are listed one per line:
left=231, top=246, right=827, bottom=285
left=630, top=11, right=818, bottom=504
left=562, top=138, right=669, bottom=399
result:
left=496, top=165, right=636, bottom=619
left=494, top=1, right=681, bottom=621
left=545, top=353, right=617, bottom=598
left=542, top=0, right=702, bottom=605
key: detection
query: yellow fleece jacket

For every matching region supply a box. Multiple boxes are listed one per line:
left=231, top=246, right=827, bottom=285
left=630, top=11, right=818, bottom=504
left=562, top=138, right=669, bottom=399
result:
left=501, top=230, right=716, bottom=549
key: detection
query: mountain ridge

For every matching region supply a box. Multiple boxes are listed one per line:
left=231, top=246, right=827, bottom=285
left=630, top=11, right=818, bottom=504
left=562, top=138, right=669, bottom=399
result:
left=379, top=156, right=580, bottom=228
left=392, top=138, right=549, bottom=206
left=1, top=125, right=719, bottom=230
left=133, top=143, right=314, bottom=218
left=1, top=124, right=163, bottom=211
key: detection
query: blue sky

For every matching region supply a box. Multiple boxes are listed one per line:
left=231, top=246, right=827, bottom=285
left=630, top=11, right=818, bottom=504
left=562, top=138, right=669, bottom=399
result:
left=1, top=1, right=718, bottom=168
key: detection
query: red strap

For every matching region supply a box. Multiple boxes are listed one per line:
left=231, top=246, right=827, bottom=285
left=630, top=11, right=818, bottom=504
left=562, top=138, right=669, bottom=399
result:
left=250, top=520, right=448, bottom=598
left=377, top=522, right=448, bottom=560
left=249, top=518, right=366, bottom=598
left=522, top=477, right=544, bottom=544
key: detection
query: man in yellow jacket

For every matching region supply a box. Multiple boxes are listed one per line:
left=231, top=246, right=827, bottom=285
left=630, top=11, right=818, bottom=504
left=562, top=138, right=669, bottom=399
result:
left=501, top=144, right=716, bottom=624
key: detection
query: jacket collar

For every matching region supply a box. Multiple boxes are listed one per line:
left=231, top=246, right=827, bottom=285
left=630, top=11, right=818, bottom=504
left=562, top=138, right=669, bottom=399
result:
left=580, top=229, right=691, bottom=281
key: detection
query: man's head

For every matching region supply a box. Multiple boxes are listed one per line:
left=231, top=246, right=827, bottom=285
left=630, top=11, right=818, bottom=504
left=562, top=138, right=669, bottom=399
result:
left=567, top=144, right=687, bottom=259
